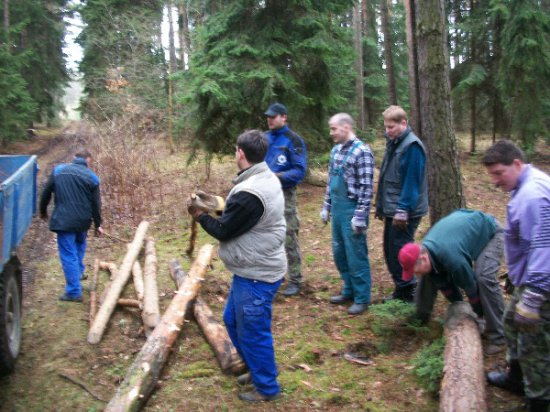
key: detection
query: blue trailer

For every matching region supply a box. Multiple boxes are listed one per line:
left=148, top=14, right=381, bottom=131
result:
left=0, top=155, right=38, bottom=374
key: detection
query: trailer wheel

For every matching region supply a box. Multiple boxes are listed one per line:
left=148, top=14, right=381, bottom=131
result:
left=0, top=258, right=22, bottom=375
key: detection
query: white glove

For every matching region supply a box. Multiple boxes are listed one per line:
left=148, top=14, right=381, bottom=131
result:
left=351, top=216, right=367, bottom=234
left=320, top=209, right=330, bottom=224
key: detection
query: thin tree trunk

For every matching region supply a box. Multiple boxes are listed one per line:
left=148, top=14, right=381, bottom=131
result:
left=2, top=0, right=8, bottom=41
left=167, top=2, right=177, bottom=75
left=88, top=221, right=149, bottom=345
left=470, top=89, right=477, bottom=153
left=363, top=0, right=377, bottom=126
left=178, top=2, right=190, bottom=70
left=404, top=0, right=421, bottom=135
left=440, top=302, right=487, bottom=411
left=415, top=0, right=465, bottom=224
left=381, top=0, right=397, bottom=105
left=353, top=3, right=365, bottom=129
left=469, top=0, right=477, bottom=154
left=105, top=245, right=215, bottom=412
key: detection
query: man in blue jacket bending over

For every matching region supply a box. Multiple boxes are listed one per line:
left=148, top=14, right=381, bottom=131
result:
left=264, top=103, right=307, bottom=296
left=40, top=148, right=103, bottom=302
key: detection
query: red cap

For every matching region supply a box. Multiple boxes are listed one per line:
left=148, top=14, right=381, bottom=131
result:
left=398, top=243, right=421, bottom=281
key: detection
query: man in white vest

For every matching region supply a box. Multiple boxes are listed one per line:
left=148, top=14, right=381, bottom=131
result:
left=188, top=129, right=286, bottom=402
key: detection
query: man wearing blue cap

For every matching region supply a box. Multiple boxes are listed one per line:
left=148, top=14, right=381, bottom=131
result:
left=264, top=103, right=307, bottom=297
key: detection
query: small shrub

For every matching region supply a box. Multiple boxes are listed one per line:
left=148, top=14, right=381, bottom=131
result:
left=411, top=337, right=445, bottom=394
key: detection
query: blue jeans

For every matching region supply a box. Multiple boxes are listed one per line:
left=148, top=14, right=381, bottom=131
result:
left=223, top=275, right=282, bottom=396
left=56, top=231, right=87, bottom=298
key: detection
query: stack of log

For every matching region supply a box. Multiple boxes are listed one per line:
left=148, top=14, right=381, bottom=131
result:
left=86, top=222, right=245, bottom=411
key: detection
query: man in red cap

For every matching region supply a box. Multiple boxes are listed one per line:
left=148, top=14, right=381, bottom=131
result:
left=398, top=209, right=506, bottom=355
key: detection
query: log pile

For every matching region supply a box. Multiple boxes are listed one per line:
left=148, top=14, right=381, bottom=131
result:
left=86, top=223, right=245, bottom=411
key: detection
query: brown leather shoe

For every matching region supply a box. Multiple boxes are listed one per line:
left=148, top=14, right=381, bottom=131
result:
left=238, top=389, right=280, bottom=402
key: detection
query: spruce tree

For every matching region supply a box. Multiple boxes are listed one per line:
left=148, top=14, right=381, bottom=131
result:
left=177, top=0, right=356, bottom=154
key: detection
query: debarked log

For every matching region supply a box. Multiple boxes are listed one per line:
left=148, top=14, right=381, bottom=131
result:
left=88, top=221, right=149, bottom=345
left=168, top=259, right=245, bottom=375
left=142, top=238, right=160, bottom=332
left=439, top=301, right=486, bottom=412
left=193, top=297, right=246, bottom=375
left=105, top=244, right=214, bottom=412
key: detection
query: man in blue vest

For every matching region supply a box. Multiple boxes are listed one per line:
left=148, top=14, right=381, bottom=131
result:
left=264, top=103, right=307, bottom=297
left=375, top=105, right=428, bottom=303
left=320, top=113, right=374, bottom=315
left=39, top=148, right=103, bottom=302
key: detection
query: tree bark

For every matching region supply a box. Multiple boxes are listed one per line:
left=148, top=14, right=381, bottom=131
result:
left=132, top=261, right=144, bottom=301
left=142, top=238, right=160, bottom=332
left=168, top=259, right=187, bottom=288
left=88, top=221, right=149, bottom=345
left=353, top=2, right=365, bottom=130
left=89, top=259, right=100, bottom=324
left=404, top=0, right=421, bottom=134
left=99, top=263, right=119, bottom=305
left=469, top=0, right=477, bottom=154
left=167, top=2, right=177, bottom=75
left=178, top=2, right=190, bottom=70
left=100, top=261, right=119, bottom=280
left=415, top=0, right=465, bottom=224
left=118, top=299, right=143, bottom=309
left=440, top=302, right=487, bottom=412
left=3, top=0, right=8, bottom=42
left=105, top=244, right=214, bottom=412
left=381, top=0, right=397, bottom=105
left=193, top=298, right=247, bottom=375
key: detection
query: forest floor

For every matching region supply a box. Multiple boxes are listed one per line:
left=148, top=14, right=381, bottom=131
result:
left=1, top=122, right=548, bottom=411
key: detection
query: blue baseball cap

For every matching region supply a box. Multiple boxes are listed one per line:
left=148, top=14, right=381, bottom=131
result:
left=264, top=103, right=288, bottom=116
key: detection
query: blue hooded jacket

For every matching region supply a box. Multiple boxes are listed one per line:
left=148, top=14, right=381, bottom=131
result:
left=39, top=157, right=102, bottom=232
left=264, top=125, right=307, bottom=189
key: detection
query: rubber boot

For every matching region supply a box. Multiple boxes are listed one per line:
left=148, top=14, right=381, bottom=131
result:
left=528, top=398, right=549, bottom=412
left=487, top=360, right=524, bottom=395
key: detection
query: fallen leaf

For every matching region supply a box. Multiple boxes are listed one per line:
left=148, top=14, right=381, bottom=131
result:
left=298, top=363, right=312, bottom=373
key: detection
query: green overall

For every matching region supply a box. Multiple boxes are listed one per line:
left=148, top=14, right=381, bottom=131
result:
left=330, top=142, right=372, bottom=304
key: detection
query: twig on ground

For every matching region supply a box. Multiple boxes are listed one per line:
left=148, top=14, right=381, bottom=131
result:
left=58, top=371, right=107, bottom=402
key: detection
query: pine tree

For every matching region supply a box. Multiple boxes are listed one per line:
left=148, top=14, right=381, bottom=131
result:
left=177, top=0, right=356, bottom=154
left=493, top=0, right=550, bottom=149
left=77, top=0, right=165, bottom=121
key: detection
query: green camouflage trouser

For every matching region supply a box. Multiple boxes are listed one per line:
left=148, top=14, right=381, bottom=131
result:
left=505, top=287, right=550, bottom=399
left=284, top=187, right=302, bottom=285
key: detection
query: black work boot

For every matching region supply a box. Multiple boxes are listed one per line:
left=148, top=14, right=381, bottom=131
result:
left=487, top=360, right=525, bottom=395
left=400, top=284, right=416, bottom=303
left=528, top=398, right=549, bottom=412
left=382, top=289, right=401, bottom=303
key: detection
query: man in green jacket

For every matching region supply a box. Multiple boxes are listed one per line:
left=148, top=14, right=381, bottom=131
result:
left=398, top=209, right=506, bottom=355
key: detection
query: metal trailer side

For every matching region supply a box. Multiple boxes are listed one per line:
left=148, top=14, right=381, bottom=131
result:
left=0, top=155, right=38, bottom=374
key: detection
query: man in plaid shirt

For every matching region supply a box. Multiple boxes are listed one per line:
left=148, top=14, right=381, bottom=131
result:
left=320, top=113, right=374, bottom=315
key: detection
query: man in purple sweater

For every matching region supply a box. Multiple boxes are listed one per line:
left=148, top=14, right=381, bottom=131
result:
left=483, top=140, right=550, bottom=412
